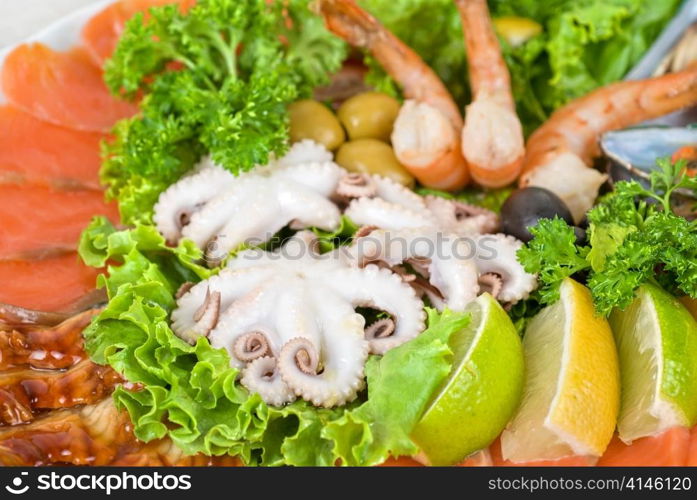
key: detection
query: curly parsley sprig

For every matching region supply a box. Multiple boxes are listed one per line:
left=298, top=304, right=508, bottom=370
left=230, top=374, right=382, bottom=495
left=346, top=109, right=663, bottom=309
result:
left=101, top=0, right=346, bottom=224
left=518, top=158, right=697, bottom=315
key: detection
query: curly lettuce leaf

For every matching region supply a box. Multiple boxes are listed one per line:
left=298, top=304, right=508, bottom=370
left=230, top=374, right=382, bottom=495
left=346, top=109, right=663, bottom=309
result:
left=79, top=218, right=469, bottom=465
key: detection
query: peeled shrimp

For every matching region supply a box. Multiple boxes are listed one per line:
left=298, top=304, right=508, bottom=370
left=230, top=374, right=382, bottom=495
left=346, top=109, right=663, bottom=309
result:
left=521, top=66, right=697, bottom=222
left=316, top=0, right=469, bottom=190
left=456, top=0, right=524, bottom=188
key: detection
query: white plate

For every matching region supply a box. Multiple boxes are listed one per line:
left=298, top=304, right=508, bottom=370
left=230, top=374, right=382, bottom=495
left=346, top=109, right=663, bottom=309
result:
left=0, top=0, right=113, bottom=103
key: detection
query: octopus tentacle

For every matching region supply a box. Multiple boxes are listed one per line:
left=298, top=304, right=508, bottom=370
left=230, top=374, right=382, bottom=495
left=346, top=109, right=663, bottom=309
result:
left=241, top=356, right=296, bottom=407
left=208, top=281, right=286, bottom=368
left=181, top=179, right=268, bottom=249
left=424, top=195, right=499, bottom=235
left=171, top=266, right=274, bottom=342
left=345, top=197, right=436, bottom=230
left=276, top=182, right=342, bottom=230
left=336, top=173, right=377, bottom=199
left=179, top=288, right=221, bottom=344
left=273, top=161, right=344, bottom=195
left=276, top=140, right=333, bottom=167
left=371, top=175, right=427, bottom=210
left=350, top=228, right=479, bottom=311
left=278, top=289, right=368, bottom=407
left=233, top=331, right=271, bottom=362
left=478, top=272, right=503, bottom=300
left=474, top=234, right=537, bottom=303
left=325, top=265, right=425, bottom=354
left=172, top=164, right=342, bottom=257
left=175, top=282, right=195, bottom=299
left=365, top=318, right=395, bottom=340
left=153, top=165, right=236, bottom=243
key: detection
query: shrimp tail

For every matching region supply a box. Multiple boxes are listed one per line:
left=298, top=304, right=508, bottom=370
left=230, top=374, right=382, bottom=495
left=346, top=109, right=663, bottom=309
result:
left=313, top=0, right=377, bottom=49
left=456, top=0, right=524, bottom=188
left=456, top=0, right=514, bottom=109
left=520, top=65, right=697, bottom=223
left=317, top=0, right=470, bottom=191
left=315, top=0, right=463, bottom=130
left=522, top=65, right=697, bottom=179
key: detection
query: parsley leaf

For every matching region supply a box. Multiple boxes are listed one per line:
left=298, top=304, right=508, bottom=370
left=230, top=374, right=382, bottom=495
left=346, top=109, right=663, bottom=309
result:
left=519, top=158, right=697, bottom=315
left=517, top=217, right=590, bottom=304
left=102, top=0, right=346, bottom=224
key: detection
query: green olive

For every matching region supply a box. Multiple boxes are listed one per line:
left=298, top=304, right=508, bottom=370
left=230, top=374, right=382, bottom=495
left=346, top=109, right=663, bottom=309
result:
left=336, top=139, right=415, bottom=188
left=337, top=92, right=401, bottom=141
left=288, top=99, right=345, bottom=151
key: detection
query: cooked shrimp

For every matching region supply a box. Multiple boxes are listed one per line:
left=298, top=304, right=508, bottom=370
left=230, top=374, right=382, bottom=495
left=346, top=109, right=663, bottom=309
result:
left=521, top=66, right=697, bottom=222
left=315, top=0, right=470, bottom=190
left=456, top=0, right=524, bottom=188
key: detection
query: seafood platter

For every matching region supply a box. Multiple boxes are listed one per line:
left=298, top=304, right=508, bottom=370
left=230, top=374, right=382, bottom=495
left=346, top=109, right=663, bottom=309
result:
left=0, top=0, right=696, bottom=467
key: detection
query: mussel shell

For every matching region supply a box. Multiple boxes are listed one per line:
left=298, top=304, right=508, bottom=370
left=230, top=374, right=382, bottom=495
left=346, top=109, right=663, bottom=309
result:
left=600, top=126, right=697, bottom=197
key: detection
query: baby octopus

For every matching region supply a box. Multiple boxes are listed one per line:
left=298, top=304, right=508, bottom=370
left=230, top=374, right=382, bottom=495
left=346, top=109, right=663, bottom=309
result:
left=170, top=232, right=425, bottom=408
left=341, top=172, right=499, bottom=235
left=348, top=227, right=536, bottom=308
left=155, top=139, right=499, bottom=265
left=153, top=141, right=344, bottom=262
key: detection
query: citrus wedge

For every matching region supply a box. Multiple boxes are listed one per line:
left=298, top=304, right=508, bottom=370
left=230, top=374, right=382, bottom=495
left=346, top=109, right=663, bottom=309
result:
left=411, top=293, right=524, bottom=466
left=609, top=284, right=697, bottom=442
left=501, top=278, right=620, bottom=462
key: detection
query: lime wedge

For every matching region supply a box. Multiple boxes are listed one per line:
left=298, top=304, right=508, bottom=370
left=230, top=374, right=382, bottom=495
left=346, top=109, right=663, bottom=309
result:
left=609, top=283, right=697, bottom=442
left=501, top=278, right=620, bottom=462
left=411, top=293, right=524, bottom=465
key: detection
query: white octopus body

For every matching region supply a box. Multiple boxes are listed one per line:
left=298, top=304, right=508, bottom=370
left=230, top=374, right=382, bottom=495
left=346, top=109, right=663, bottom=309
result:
left=153, top=164, right=238, bottom=244
left=348, top=228, right=480, bottom=312
left=154, top=158, right=345, bottom=259
left=343, top=174, right=499, bottom=236
left=276, top=139, right=333, bottom=167
left=473, top=233, right=537, bottom=303
left=171, top=232, right=425, bottom=407
left=345, top=196, right=437, bottom=231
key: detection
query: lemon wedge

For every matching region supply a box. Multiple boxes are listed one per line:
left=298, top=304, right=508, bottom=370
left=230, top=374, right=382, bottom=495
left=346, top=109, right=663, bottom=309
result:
left=501, top=278, right=620, bottom=462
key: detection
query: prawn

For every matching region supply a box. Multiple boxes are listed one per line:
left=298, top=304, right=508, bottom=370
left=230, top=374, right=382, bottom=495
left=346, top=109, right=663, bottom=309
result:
left=455, top=0, right=524, bottom=188
left=315, top=0, right=470, bottom=190
left=521, top=66, right=697, bottom=222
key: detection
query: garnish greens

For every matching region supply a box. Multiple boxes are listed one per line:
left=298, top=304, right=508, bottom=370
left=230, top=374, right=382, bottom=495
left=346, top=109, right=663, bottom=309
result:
left=80, top=217, right=470, bottom=465
left=101, top=0, right=346, bottom=224
left=518, top=159, right=697, bottom=316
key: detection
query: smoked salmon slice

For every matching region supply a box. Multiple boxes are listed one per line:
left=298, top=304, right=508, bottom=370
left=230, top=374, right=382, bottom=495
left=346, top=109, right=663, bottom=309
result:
left=1, top=43, right=137, bottom=132
left=0, top=106, right=102, bottom=189
left=597, top=427, right=690, bottom=466
left=0, top=183, right=118, bottom=260
left=81, top=0, right=197, bottom=67
left=0, top=254, right=101, bottom=312
left=685, top=426, right=697, bottom=466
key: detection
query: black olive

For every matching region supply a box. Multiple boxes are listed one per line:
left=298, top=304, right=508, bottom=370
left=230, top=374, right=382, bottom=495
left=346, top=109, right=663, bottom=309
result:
left=607, top=161, right=650, bottom=189
left=501, top=187, right=574, bottom=243
left=577, top=215, right=589, bottom=230
left=573, top=226, right=587, bottom=245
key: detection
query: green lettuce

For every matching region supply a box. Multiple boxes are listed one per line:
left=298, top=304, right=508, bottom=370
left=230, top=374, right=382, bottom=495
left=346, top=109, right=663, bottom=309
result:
left=80, top=217, right=470, bottom=465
